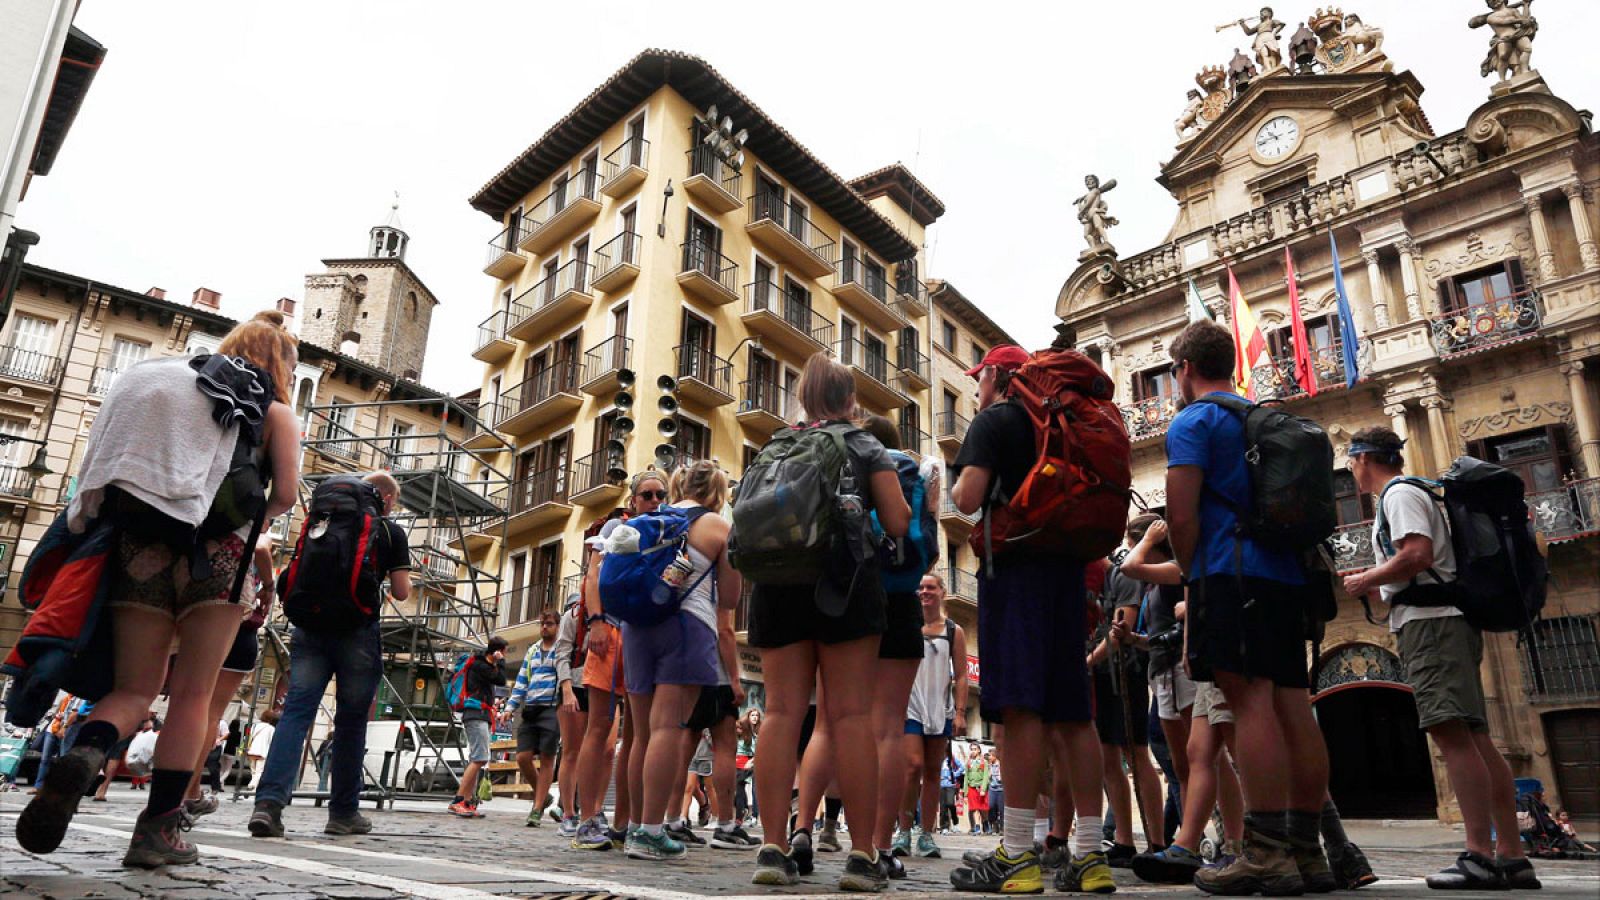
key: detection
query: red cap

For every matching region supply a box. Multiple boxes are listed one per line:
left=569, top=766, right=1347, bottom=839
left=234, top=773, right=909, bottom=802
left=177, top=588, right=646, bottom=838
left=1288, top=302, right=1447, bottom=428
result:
left=965, top=344, right=1030, bottom=378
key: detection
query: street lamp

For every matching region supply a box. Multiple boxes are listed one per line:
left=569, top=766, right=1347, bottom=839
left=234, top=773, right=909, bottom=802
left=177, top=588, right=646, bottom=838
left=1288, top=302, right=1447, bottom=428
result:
left=0, top=435, right=52, bottom=478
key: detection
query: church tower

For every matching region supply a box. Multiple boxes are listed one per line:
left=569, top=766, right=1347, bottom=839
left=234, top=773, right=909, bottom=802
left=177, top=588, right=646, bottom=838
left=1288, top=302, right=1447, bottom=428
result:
left=300, top=199, right=437, bottom=379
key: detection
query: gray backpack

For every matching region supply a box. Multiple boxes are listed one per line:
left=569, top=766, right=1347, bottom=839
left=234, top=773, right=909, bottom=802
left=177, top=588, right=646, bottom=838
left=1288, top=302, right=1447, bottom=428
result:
left=730, top=422, right=870, bottom=586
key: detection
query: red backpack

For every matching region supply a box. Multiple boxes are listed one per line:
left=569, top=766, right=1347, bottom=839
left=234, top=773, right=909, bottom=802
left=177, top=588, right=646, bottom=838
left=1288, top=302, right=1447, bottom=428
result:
left=970, top=348, right=1132, bottom=566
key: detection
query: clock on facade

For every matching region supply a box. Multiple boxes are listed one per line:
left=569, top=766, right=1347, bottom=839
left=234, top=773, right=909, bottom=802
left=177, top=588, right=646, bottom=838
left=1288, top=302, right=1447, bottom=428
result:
left=1253, top=115, right=1300, bottom=159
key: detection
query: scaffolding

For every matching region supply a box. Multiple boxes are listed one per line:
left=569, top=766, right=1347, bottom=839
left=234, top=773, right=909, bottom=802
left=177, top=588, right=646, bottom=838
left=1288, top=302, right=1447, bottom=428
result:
left=239, top=395, right=513, bottom=805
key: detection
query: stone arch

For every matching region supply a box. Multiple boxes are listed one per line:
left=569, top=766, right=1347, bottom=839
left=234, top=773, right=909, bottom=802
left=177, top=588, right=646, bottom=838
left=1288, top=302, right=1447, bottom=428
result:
left=1055, top=260, right=1118, bottom=319
left=1311, top=641, right=1409, bottom=700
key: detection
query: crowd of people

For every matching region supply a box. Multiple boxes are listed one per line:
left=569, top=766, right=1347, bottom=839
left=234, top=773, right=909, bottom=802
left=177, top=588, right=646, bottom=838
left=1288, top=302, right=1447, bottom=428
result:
left=2, top=316, right=1561, bottom=895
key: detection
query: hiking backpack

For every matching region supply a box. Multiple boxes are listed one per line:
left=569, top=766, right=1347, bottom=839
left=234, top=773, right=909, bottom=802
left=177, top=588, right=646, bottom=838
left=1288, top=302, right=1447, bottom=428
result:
left=445, top=652, right=475, bottom=712
left=1193, top=394, right=1337, bottom=553
left=279, top=475, right=389, bottom=632
left=971, top=349, right=1132, bottom=566
left=872, top=451, right=940, bottom=593
left=598, top=506, right=713, bottom=627
left=730, top=422, right=872, bottom=585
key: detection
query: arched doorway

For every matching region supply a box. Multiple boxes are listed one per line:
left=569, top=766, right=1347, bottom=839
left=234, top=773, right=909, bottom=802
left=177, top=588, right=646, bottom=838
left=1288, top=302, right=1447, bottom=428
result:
left=1313, top=643, right=1437, bottom=819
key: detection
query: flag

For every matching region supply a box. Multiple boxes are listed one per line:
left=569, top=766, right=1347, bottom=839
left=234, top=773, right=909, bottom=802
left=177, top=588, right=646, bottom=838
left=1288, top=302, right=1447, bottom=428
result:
left=1186, top=277, right=1212, bottom=324
left=1328, top=230, right=1362, bottom=389
left=1284, top=248, right=1317, bottom=397
left=1227, top=266, right=1270, bottom=399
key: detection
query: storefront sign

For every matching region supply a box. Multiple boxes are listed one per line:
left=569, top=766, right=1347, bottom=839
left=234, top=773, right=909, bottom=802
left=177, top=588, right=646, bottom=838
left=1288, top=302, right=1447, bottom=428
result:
left=739, top=647, right=763, bottom=680
left=967, top=655, right=980, bottom=686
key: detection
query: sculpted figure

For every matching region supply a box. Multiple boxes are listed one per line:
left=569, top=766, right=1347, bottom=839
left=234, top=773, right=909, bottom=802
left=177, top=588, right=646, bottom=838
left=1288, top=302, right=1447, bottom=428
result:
left=1342, top=13, right=1384, bottom=56
left=1227, top=7, right=1287, bottom=70
left=1074, top=175, right=1119, bottom=253
left=1469, top=0, right=1537, bottom=80
left=1175, top=89, right=1206, bottom=138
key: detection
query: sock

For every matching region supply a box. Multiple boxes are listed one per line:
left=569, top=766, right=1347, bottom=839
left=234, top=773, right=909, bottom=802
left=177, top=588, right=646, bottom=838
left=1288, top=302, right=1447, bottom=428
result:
left=1319, top=800, right=1349, bottom=847
left=452, top=795, right=464, bottom=804
left=1246, top=810, right=1289, bottom=842
left=147, top=769, right=192, bottom=816
left=1003, top=807, right=1036, bottom=857
left=824, top=797, right=842, bottom=826
left=718, top=819, right=734, bottom=830
left=73, top=721, right=120, bottom=753
left=1286, top=809, right=1321, bottom=847
left=1034, top=818, right=1050, bottom=844
left=1075, top=816, right=1103, bottom=857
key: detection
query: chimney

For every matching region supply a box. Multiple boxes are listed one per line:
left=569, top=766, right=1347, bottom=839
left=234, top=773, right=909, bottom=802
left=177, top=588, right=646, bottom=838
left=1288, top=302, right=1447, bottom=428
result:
left=145, top=287, right=166, bottom=300
left=276, top=297, right=296, bottom=318
left=191, top=287, right=221, bottom=310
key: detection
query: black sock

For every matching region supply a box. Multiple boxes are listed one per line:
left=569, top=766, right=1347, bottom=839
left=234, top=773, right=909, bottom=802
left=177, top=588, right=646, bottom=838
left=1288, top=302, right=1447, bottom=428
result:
left=147, top=769, right=192, bottom=816
left=1318, top=800, right=1349, bottom=847
left=824, top=797, right=842, bottom=825
left=1047, top=834, right=1070, bottom=849
left=1286, top=809, right=1321, bottom=847
left=73, top=721, right=120, bottom=754
left=1246, top=810, right=1289, bottom=842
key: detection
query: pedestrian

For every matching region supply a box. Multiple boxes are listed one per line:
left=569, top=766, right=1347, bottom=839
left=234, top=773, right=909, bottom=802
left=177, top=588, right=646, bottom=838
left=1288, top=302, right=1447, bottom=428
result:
left=987, top=752, right=1004, bottom=833
left=1163, top=320, right=1332, bottom=894
left=685, top=519, right=755, bottom=853
left=124, top=717, right=159, bottom=789
left=735, top=708, right=759, bottom=825
left=451, top=635, right=509, bottom=817
left=16, top=311, right=300, bottom=868
left=743, top=352, right=910, bottom=892
left=314, top=732, right=334, bottom=794
left=93, top=716, right=150, bottom=801
left=964, top=743, right=990, bottom=835
left=677, top=730, right=714, bottom=835
left=31, top=694, right=76, bottom=790
left=551, top=593, right=587, bottom=835
left=245, top=709, right=278, bottom=781
left=893, top=574, right=967, bottom=860
left=220, top=719, right=242, bottom=788
left=1343, top=426, right=1538, bottom=890
left=507, top=612, right=563, bottom=827
left=249, top=470, right=412, bottom=839
left=947, top=344, right=1112, bottom=895
left=939, top=746, right=963, bottom=834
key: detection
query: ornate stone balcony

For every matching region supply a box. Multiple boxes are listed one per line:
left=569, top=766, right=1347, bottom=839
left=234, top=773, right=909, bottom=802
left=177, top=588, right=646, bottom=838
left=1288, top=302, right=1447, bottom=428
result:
left=1529, top=477, right=1600, bottom=544
left=1121, top=395, right=1180, bottom=443
left=1330, top=521, right=1376, bottom=574
left=1428, top=289, right=1543, bottom=358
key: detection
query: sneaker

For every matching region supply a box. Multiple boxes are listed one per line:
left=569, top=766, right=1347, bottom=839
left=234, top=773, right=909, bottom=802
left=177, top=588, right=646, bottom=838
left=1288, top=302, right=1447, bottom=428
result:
left=247, top=802, right=285, bottom=838
left=1327, top=843, right=1378, bottom=890
left=14, top=745, right=105, bottom=854
left=1041, top=837, right=1072, bottom=872
left=950, top=845, right=1043, bottom=894
left=1104, top=841, right=1137, bottom=869
left=608, top=826, right=631, bottom=850
left=665, top=821, right=707, bottom=847
left=892, top=828, right=913, bottom=857
left=1057, top=851, right=1117, bottom=894
left=1194, top=834, right=1304, bottom=896
left=558, top=815, right=581, bottom=838
left=1498, top=857, right=1540, bottom=891
left=915, top=828, right=944, bottom=859
left=470, top=801, right=486, bottom=819
left=818, top=824, right=842, bottom=852
left=790, top=829, right=816, bottom=876
left=1289, top=840, right=1337, bottom=894
left=526, top=805, right=544, bottom=827
left=572, top=819, right=612, bottom=851
left=1424, top=851, right=1506, bottom=891
left=122, top=807, right=199, bottom=868
left=881, top=850, right=907, bottom=880
left=324, top=813, right=372, bottom=835
left=626, top=827, right=687, bottom=861
left=183, top=794, right=220, bottom=820
left=1133, top=844, right=1204, bottom=885
left=839, top=849, right=889, bottom=892
left=711, top=824, right=757, bottom=849
left=752, top=843, right=800, bottom=885
left=447, top=800, right=475, bottom=818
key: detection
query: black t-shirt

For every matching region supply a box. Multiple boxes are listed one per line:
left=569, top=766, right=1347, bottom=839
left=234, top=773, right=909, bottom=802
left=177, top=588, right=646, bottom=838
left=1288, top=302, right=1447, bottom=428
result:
left=462, top=654, right=507, bottom=723
left=951, top=402, right=1034, bottom=509
left=1144, top=582, right=1185, bottom=675
left=377, top=519, right=411, bottom=575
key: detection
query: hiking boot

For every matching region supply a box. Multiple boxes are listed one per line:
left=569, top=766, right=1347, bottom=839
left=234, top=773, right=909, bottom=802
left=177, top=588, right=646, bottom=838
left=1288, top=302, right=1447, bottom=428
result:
left=1195, top=834, right=1304, bottom=896
left=1424, top=851, right=1506, bottom=891
left=951, top=845, right=1043, bottom=894
left=626, top=828, right=687, bottom=861
left=1498, top=857, right=1540, bottom=890
left=324, top=812, right=372, bottom=835
left=14, top=745, right=105, bottom=854
left=1289, top=840, right=1338, bottom=894
left=839, top=849, right=889, bottom=892
left=558, top=815, right=581, bottom=838
left=447, top=799, right=475, bottom=818
left=711, top=824, right=757, bottom=849
left=1057, top=851, right=1118, bottom=894
left=122, top=807, right=199, bottom=869
left=1327, top=842, right=1378, bottom=890
left=1209, top=839, right=1243, bottom=870
left=665, top=821, right=706, bottom=847
left=1133, top=844, right=1204, bottom=885
left=881, top=850, right=907, bottom=879
left=571, top=819, right=612, bottom=851
left=1104, top=841, right=1137, bottom=869
left=892, top=828, right=913, bottom=857
left=247, top=802, right=285, bottom=838
left=915, top=828, right=944, bottom=858
left=183, top=794, right=219, bottom=820
left=817, top=824, right=842, bottom=852
left=790, top=829, right=816, bottom=876
left=752, top=843, right=800, bottom=885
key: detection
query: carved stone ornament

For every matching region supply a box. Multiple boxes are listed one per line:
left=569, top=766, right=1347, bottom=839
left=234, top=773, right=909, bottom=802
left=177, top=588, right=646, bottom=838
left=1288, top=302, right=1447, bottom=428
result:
left=1313, top=643, right=1407, bottom=696
left=1423, top=230, right=1532, bottom=281
left=1457, top=401, right=1572, bottom=439
left=1310, top=9, right=1384, bottom=71
left=1468, top=0, right=1537, bottom=82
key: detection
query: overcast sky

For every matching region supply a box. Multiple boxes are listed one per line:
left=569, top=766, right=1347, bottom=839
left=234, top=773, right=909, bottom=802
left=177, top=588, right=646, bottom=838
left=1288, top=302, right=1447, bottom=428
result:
left=19, top=1, right=1598, bottom=394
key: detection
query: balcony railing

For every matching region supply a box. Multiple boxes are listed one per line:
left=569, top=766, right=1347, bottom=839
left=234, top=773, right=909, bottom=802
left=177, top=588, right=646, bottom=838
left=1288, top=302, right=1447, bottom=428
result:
left=601, top=137, right=649, bottom=193
left=520, top=258, right=592, bottom=311
left=940, top=496, right=976, bottom=523
left=1429, top=289, right=1542, bottom=357
left=0, top=464, right=39, bottom=499
left=1330, top=521, right=1377, bottom=573
left=935, top=410, right=970, bottom=444
left=1528, top=477, right=1600, bottom=544
left=1248, top=347, right=1353, bottom=401
left=674, top=343, right=733, bottom=396
left=680, top=238, right=739, bottom=296
left=528, top=169, right=600, bottom=228
left=0, top=345, right=61, bottom=385
left=897, top=344, right=930, bottom=383
left=1521, top=614, right=1600, bottom=704
left=89, top=366, right=124, bottom=396
left=475, top=309, right=509, bottom=353
left=497, top=361, right=579, bottom=425
left=837, top=255, right=890, bottom=303
left=739, top=377, right=793, bottom=422
left=413, top=542, right=461, bottom=583
left=318, top=421, right=361, bottom=461
left=484, top=223, right=523, bottom=271
left=744, top=281, right=836, bottom=347
left=948, top=567, right=979, bottom=603
left=750, top=188, right=837, bottom=266
left=581, top=335, right=632, bottom=389
left=500, top=582, right=561, bottom=628
left=591, top=231, right=640, bottom=287
left=686, top=146, right=743, bottom=202
left=572, top=448, right=626, bottom=496
left=509, top=464, right=569, bottom=515
left=895, top=273, right=929, bottom=310
left=837, top=338, right=892, bottom=387
left=898, top=424, right=930, bottom=457
left=1120, top=395, right=1180, bottom=441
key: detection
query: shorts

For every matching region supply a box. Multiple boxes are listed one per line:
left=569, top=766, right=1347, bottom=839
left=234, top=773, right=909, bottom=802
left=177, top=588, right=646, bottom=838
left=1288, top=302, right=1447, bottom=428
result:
left=941, top=786, right=958, bottom=808
left=1191, top=681, right=1234, bottom=726
left=747, top=580, right=885, bottom=649
left=221, top=624, right=261, bottom=673
left=905, top=718, right=953, bottom=738
left=582, top=622, right=626, bottom=695
left=685, top=684, right=738, bottom=731
left=966, top=786, right=989, bottom=812
left=1188, top=575, right=1310, bottom=689
left=878, top=590, right=923, bottom=660
left=568, top=684, right=589, bottom=714
left=110, top=526, right=252, bottom=622
left=515, top=705, right=560, bottom=756
left=622, top=613, right=718, bottom=695
left=1398, top=614, right=1487, bottom=732
left=109, top=734, right=136, bottom=761
left=976, top=555, right=1091, bottom=724
left=463, top=718, right=491, bottom=763
left=1093, top=663, right=1150, bottom=746
left=1151, top=665, right=1197, bottom=721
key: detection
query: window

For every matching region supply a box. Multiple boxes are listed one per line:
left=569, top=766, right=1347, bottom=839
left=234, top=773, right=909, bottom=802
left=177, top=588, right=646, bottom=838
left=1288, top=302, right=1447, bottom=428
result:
left=864, top=258, right=886, bottom=299
left=1266, top=314, right=1341, bottom=360
left=741, top=444, right=760, bottom=476
left=1439, top=259, right=1526, bottom=312
left=941, top=319, right=957, bottom=352
left=900, top=401, right=922, bottom=452
left=865, top=334, right=888, bottom=382
left=1261, top=176, right=1311, bottom=205
left=0, top=418, right=29, bottom=467
left=108, top=337, right=150, bottom=373
left=3, top=314, right=57, bottom=381
left=407, top=291, right=419, bottom=321
left=626, top=114, right=646, bottom=166
left=580, top=151, right=600, bottom=196
left=783, top=277, right=811, bottom=332
left=840, top=319, right=857, bottom=364
left=9, top=314, right=55, bottom=354
left=1473, top=428, right=1572, bottom=495
left=674, top=418, right=711, bottom=467
left=1523, top=616, right=1600, bottom=701
left=840, top=239, right=859, bottom=283
left=970, top=343, right=985, bottom=369
left=684, top=213, right=722, bottom=277
left=1332, top=470, right=1373, bottom=526
left=942, top=389, right=960, bottom=423
left=896, top=258, right=919, bottom=295
left=500, top=287, right=512, bottom=313
left=1133, top=366, right=1176, bottom=402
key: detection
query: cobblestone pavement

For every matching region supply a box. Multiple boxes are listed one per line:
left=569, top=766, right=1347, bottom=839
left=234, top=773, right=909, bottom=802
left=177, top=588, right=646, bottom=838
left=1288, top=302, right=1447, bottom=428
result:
left=2, top=790, right=1596, bottom=899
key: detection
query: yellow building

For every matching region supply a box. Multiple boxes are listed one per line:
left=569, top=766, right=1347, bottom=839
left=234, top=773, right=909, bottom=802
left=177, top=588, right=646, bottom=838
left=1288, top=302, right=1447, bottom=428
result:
left=1056, top=14, right=1598, bottom=820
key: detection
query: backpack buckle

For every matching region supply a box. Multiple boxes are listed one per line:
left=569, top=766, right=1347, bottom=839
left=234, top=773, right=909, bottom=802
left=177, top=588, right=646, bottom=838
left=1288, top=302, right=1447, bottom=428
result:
left=1245, top=446, right=1261, bottom=465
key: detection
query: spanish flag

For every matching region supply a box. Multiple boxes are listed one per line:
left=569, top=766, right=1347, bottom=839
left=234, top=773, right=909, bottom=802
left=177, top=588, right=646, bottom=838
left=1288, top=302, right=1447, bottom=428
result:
left=1227, top=266, right=1270, bottom=400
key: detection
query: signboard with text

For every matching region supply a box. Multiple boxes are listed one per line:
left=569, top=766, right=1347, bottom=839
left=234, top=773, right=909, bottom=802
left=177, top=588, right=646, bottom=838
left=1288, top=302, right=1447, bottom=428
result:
left=967, top=655, right=980, bottom=686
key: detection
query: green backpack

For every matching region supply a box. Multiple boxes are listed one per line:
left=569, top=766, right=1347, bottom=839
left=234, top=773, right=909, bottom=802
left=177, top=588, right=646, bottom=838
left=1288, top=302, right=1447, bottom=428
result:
left=730, top=422, right=869, bottom=587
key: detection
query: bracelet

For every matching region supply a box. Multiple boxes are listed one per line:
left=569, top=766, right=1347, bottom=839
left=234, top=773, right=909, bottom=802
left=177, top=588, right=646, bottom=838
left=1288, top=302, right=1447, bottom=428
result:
left=586, top=614, right=606, bottom=624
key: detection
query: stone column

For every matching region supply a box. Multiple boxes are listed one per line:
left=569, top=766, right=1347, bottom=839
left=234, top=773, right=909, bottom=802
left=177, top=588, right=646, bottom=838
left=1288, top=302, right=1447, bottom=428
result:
left=1396, top=238, right=1425, bottom=320
left=1524, top=194, right=1559, bottom=281
left=1362, top=249, right=1391, bottom=328
left=1385, top=402, right=1411, bottom=470
left=1562, top=182, right=1599, bottom=271
left=1421, top=396, right=1455, bottom=476
left=1564, top=360, right=1600, bottom=477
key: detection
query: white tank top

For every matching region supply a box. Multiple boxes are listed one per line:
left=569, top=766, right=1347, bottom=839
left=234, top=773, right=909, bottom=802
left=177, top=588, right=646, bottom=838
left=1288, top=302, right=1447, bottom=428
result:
left=668, top=502, right=718, bottom=637
left=905, top=618, right=955, bottom=730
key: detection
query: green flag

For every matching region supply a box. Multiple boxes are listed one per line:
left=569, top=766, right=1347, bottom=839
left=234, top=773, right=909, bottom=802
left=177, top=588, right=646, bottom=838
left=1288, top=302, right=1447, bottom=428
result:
left=1186, top=277, right=1212, bottom=323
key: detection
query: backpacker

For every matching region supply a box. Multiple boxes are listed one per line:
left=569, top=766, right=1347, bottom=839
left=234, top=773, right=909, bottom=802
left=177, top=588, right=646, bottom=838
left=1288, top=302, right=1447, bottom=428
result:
left=1375, top=457, right=1547, bottom=633
left=445, top=652, right=475, bottom=712
left=730, top=422, right=872, bottom=585
left=872, top=452, right=940, bottom=593
left=598, top=506, right=713, bottom=627
left=279, top=475, right=389, bottom=632
left=1193, top=394, right=1336, bottom=553
left=971, top=348, right=1132, bottom=567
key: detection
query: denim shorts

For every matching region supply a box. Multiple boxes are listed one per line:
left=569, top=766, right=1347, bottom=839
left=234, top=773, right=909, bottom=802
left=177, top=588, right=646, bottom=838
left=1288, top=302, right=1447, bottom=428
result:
left=622, top=613, right=718, bottom=695
left=463, top=719, right=491, bottom=763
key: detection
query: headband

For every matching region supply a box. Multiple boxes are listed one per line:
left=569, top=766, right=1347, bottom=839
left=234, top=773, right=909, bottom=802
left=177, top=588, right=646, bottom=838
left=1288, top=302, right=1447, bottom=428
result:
left=1348, top=438, right=1404, bottom=457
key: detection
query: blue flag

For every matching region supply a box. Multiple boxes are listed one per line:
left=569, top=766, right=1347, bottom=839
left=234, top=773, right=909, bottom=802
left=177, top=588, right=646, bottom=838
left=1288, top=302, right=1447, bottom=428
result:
left=1329, top=230, right=1361, bottom=388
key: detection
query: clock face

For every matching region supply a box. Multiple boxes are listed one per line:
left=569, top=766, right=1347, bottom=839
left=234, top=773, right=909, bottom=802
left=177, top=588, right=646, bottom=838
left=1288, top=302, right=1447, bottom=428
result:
left=1254, top=115, right=1300, bottom=159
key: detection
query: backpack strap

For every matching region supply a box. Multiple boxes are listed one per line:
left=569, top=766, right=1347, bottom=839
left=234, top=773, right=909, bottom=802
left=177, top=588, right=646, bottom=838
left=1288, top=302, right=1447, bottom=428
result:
left=1375, top=477, right=1447, bottom=587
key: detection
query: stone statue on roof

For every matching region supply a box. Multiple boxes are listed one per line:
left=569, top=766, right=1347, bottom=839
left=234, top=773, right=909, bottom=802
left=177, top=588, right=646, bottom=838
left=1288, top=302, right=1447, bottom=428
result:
left=1469, top=0, right=1538, bottom=81
left=1220, top=6, right=1288, bottom=71
left=1074, top=175, right=1119, bottom=259
left=1175, top=89, right=1206, bottom=139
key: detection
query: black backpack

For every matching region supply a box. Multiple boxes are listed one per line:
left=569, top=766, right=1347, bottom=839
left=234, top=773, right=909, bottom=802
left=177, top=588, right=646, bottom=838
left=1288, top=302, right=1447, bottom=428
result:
left=280, top=475, right=391, bottom=632
left=1194, top=394, right=1337, bottom=553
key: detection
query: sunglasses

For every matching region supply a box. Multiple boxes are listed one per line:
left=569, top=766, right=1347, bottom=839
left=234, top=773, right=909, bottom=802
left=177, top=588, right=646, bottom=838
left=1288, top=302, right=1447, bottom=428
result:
left=1169, top=359, right=1187, bottom=377
left=635, top=490, right=668, bottom=501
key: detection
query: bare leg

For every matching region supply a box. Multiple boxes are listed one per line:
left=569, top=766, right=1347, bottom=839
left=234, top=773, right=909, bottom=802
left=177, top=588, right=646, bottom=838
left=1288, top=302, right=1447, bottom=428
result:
left=1430, top=722, right=1497, bottom=856
left=755, top=641, right=818, bottom=853
left=575, top=692, right=621, bottom=824
left=818, top=636, right=881, bottom=855
left=187, top=669, right=247, bottom=802
left=625, top=691, right=651, bottom=828
left=1103, top=743, right=1135, bottom=845
left=870, top=658, right=919, bottom=851
left=709, top=717, right=738, bottom=823
left=1272, top=687, right=1329, bottom=815
left=1214, top=673, right=1291, bottom=818
left=638, top=684, right=699, bottom=827
left=556, top=703, right=585, bottom=818
left=1470, top=731, right=1525, bottom=860
left=1129, top=745, right=1167, bottom=847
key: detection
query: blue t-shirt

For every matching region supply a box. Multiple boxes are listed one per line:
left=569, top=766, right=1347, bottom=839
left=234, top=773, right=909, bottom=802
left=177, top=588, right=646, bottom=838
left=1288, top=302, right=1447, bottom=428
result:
left=1164, top=392, right=1304, bottom=585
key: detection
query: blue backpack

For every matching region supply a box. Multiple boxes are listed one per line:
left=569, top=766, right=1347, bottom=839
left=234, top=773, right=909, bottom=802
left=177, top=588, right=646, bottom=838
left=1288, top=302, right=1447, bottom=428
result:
left=872, top=451, right=940, bottom=593
left=598, top=506, right=714, bottom=627
left=445, top=652, right=478, bottom=713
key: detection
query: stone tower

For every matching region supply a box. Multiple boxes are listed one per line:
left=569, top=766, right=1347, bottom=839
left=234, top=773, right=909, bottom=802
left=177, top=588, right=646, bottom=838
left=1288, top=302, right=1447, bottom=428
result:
left=300, top=200, right=437, bottom=379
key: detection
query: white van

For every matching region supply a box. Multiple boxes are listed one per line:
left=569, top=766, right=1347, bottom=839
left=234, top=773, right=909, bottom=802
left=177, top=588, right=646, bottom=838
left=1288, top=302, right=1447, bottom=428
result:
left=363, top=720, right=467, bottom=793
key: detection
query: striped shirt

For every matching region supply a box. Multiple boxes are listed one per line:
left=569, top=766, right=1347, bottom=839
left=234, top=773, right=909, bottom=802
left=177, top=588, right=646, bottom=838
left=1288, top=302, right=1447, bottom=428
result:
left=508, top=642, right=560, bottom=709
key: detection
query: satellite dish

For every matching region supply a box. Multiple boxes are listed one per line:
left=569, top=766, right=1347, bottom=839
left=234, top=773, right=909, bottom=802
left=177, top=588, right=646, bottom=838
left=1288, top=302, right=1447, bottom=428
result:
left=657, top=375, right=678, bottom=394
left=654, top=443, right=678, bottom=469
left=615, top=368, right=636, bottom=390
left=657, top=417, right=679, bottom=437
left=658, top=396, right=678, bottom=414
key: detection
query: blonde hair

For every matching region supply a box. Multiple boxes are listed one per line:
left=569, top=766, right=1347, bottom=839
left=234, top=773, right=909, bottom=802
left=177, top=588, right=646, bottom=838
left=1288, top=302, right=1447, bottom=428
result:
left=674, top=459, right=728, bottom=510
left=363, top=471, right=400, bottom=507
left=628, top=470, right=667, bottom=513
left=218, top=310, right=297, bottom=404
left=798, top=352, right=856, bottom=422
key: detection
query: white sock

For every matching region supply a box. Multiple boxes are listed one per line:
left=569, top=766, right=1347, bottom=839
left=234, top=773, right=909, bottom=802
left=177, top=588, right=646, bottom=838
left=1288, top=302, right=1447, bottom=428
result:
left=718, top=819, right=734, bottom=830
left=1075, top=816, right=1102, bottom=857
left=1003, top=807, right=1036, bottom=857
left=1034, top=818, right=1050, bottom=844
left=641, top=822, right=664, bottom=836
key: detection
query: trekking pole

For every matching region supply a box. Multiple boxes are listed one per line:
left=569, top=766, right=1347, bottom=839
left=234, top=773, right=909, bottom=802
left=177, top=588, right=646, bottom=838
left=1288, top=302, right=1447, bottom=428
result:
left=1111, top=639, right=1154, bottom=848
